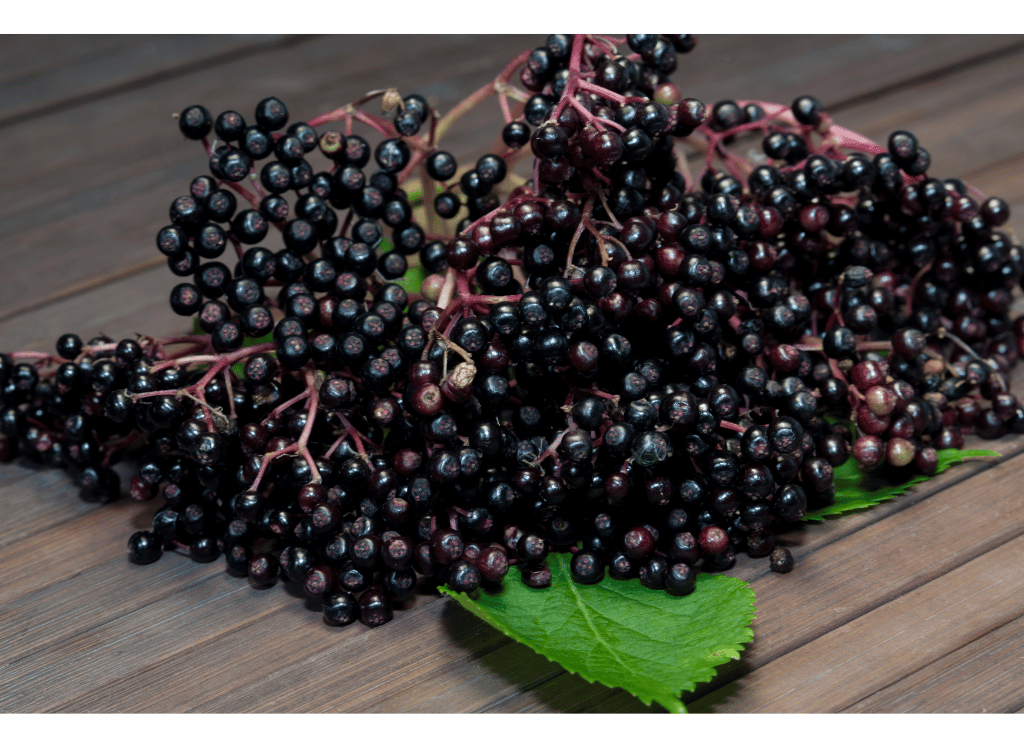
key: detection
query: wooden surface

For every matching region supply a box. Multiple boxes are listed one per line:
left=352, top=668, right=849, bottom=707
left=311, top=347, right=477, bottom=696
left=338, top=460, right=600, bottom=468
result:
left=1, top=34, right=1024, bottom=714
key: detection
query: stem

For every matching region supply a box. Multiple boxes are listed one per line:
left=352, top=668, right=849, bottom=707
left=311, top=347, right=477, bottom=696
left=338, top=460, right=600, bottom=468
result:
left=937, top=328, right=986, bottom=363
left=10, top=351, right=58, bottom=362
left=905, top=261, right=933, bottom=317
left=531, top=428, right=568, bottom=467
left=434, top=49, right=531, bottom=142
left=718, top=420, right=747, bottom=435
left=248, top=443, right=298, bottom=493
left=436, top=268, right=458, bottom=312
left=295, top=369, right=322, bottom=484
left=148, top=342, right=275, bottom=374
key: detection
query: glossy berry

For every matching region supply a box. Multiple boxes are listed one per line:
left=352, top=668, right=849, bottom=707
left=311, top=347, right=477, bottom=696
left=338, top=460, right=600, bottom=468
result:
left=358, top=585, right=393, bottom=627
left=502, top=121, right=530, bottom=148
left=375, top=138, right=411, bottom=173
left=769, top=548, right=794, bottom=573
left=698, top=526, right=729, bottom=555
left=570, top=550, right=604, bottom=584
left=178, top=105, right=212, bottom=139
left=792, top=95, right=825, bottom=126
left=447, top=559, right=481, bottom=593
left=127, top=531, right=162, bottom=564
left=323, top=592, right=359, bottom=626
left=477, top=546, right=510, bottom=583
left=521, top=565, right=552, bottom=588
left=426, top=151, right=457, bottom=181
left=665, top=563, right=696, bottom=596
left=255, top=97, right=288, bottom=131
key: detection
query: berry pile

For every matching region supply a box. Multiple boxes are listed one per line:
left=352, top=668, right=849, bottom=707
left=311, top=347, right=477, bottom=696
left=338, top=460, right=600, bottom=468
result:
left=3, top=34, right=1023, bottom=630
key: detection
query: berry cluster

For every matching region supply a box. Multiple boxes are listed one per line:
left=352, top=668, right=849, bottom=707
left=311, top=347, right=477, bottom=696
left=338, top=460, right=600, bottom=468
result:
left=3, top=34, right=1022, bottom=630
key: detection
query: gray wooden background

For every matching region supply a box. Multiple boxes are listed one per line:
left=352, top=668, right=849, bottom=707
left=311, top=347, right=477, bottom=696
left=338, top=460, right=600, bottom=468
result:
left=1, top=35, right=1023, bottom=713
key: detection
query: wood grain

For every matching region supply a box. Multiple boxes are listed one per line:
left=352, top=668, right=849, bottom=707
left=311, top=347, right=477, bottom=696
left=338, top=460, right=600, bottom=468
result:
left=1, top=34, right=1023, bottom=714
left=692, top=534, right=1024, bottom=713
left=0, top=35, right=536, bottom=322
left=686, top=449, right=1024, bottom=708
left=2, top=36, right=1021, bottom=322
left=0, top=36, right=298, bottom=129
left=469, top=444, right=1024, bottom=713
left=844, top=614, right=1024, bottom=713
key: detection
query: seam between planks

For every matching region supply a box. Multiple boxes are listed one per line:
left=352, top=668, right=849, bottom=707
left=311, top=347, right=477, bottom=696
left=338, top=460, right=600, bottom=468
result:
left=48, top=588, right=446, bottom=713
left=5, top=41, right=1024, bottom=326
left=755, top=533, right=1024, bottom=713
left=824, top=38, right=1024, bottom=114
left=0, top=36, right=318, bottom=132
left=840, top=611, right=1024, bottom=712
left=0, top=257, right=166, bottom=326
left=471, top=448, right=1024, bottom=712
left=6, top=439, right=1018, bottom=713
left=0, top=562, right=224, bottom=670
left=961, top=151, right=1024, bottom=186
left=686, top=521, right=1024, bottom=712
left=484, top=446, right=1024, bottom=712
left=477, top=666, right=565, bottom=713
left=7, top=577, right=294, bottom=712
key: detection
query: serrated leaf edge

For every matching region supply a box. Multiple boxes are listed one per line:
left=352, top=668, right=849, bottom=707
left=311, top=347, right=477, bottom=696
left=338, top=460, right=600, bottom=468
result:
left=441, top=562, right=756, bottom=714
left=803, top=448, right=1000, bottom=522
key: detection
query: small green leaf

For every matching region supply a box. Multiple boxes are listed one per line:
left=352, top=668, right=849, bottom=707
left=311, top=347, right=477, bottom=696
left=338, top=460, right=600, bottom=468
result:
left=229, top=332, right=276, bottom=379
left=397, top=265, right=425, bottom=295
left=441, top=554, right=756, bottom=713
left=803, top=448, right=1000, bottom=522
left=405, top=185, right=424, bottom=206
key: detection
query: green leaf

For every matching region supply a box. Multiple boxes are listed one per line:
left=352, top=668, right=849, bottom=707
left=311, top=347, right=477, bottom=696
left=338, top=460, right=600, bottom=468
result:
left=803, top=448, right=1000, bottom=522
left=405, top=185, right=423, bottom=206
left=397, top=264, right=425, bottom=295
left=229, top=332, right=275, bottom=379
left=441, top=554, right=756, bottom=713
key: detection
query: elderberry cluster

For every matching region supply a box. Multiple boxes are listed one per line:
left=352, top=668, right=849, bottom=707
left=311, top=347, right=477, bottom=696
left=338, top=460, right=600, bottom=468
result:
left=5, top=34, right=1024, bottom=631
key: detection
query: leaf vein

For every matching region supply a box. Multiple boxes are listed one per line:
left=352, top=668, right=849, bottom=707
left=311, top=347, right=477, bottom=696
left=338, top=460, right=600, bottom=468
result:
left=557, top=556, right=632, bottom=673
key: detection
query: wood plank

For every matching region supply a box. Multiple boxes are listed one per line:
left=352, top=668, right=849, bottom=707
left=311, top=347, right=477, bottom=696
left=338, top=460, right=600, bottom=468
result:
left=0, top=263, right=185, bottom=354
left=0, top=34, right=536, bottom=323
left=963, top=152, right=1024, bottom=206
left=1, top=35, right=1024, bottom=714
left=0, top=460, right=94, bottom=551
left=2, top=36, right=1021, bottom=323
left=579, top=689, right=656, bottom=714
left=844, top=614, right=1024, bottom=713
left=0, top=559, right=291, bottom=711
left=4, top=427, right=1016, bottom=712
left=657, top=36, right=1024, bottom=115
left=2, top=242, right=1023, bottom=712
left=685, top=452, right=1024, bottom=712
left=689, top=534, right=1024, bottom=713
left=0, top=36, right=295, bottom=129
left=29, top=577, right=465, bottom=712
left=0, top=496, right=156, bottom=608
left=820, top=45, right=1024, bottom=185
left=0, top=555, right=222, bottom=667
left=496, top=672, right=640, bottom=714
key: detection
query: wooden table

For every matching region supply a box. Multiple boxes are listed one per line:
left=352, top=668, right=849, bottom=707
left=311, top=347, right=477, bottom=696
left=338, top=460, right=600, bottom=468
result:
left=2, top=34, right=1023, bottom=713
